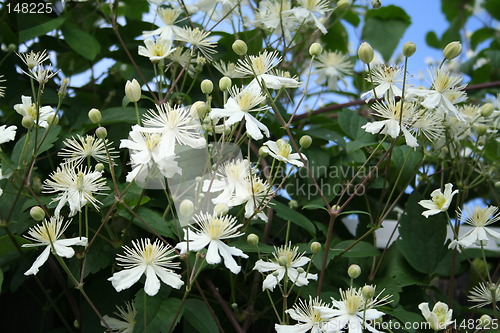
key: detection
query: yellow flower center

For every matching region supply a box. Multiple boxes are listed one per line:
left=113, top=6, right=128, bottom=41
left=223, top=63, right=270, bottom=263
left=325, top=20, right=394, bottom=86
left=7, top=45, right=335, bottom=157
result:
left=237, top=92, right=253, bottom=111
left=251, top=56, right=266, bottom=75
left=207, top=217, right=224, bottom=239
left=276, top=140, right=291, bottom=158
left=75, top=172, right=85, bottom=191
left=345, top=291, right=363, bottom=315
left=27, top=103, right=38, bottom=118
left=145, top=134, right=162, bottom=151
left=39, top=224, right=57, bottom=243
left=432, top=194, right=447, bottom=209
left=143, top=244, right=155, bottom=264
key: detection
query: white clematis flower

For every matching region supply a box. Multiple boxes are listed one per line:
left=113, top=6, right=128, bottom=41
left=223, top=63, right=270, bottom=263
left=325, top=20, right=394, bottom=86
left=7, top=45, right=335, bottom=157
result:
left=0, top=124, right=17, bottom=144
left=22, top=216, right=87, bottom=276
left=262, top=139, right=306, bottom=167
left=102, top=301, right=136, bottom=333
left=176, top=213, right=248, bottom=274
left=418, top=301, right=454, bottom=331
left=418, top=183, right=458, bottom=218
left=108, top=238, right=184, bottom=296
left=275, top=296, right=331, bottom=333
left=14, top=95, right=55, bottom=128
left=452, top=205, right=500, bottom=248
left=253, top=243, right=317, bottom=291
left=138, top=37, right=176, bottom=62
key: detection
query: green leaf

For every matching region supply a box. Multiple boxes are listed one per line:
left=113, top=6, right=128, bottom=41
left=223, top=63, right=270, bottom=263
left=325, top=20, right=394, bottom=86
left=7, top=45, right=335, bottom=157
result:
left=484, top=0, right=500, bottom=20
left=470, top=28, right=496, bottom=50
left=0, top=235, right=30, bottom=265
left=11, top=126, right=61, bottom=166
left=118, top=207, right=175, bottom=239
left=385, top=305, right=424, bottom=333
left=183, top=299, right=219, bottom=333
left=272, top=201, right=316, bottom=235
left=61, top=23, right=101, bottom=61
left=396, top=192, right=448, bottom=274
left=0, top=268, right=3, bottom=293
left=362, top=5, right=411, bottom=61
left=134, top=290, right=182, bottom=333
left=337, top=109, right=374, bottom=143
left=330, top=240, right=380, bottom=258
left=390, top=145, right=422, bottom=188
left=19, top=16, right=66, bottom=43
left=322, top=22, right=349, bottom=53
left=101, top=107, right=147, bottom=125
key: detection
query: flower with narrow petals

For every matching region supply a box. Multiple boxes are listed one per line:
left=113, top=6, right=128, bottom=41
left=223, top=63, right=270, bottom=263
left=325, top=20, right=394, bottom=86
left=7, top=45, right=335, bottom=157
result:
left=0, top=124, right=16, bottom=144
left=175, top=27, right=217, bottom=59
left=408, top=68, right=467, bottom=120
left=275, top=296, right=330, bottom=333
left=418, top=302, right=454, bottom=331
left=22, top=216, right=87, bottom=276
left=59, top=134, right=117, bottom=165
left=289, top=0, right=331, bottom=34
left=17, top=50, right=50, bottom=69
left=361, top=64, right=405, bottom=100
left=210, top=87, right=270, bottom=140
left=14, top=95, right=55, bottom=128
left=138, top=37, right=176, bottom=62
left=213, top=60, right=245, bottom=79
left=452, top=205, right=500, bottom=247
left=176, top=213, right=248, bottom=274
left=43, top=162, right=109, bottom=217
left=24, top=64, right=59, bottom=86
left=235, top=50, right=301, bottom=90
left=228, top=174, right=273, bottom=222
left=254, top=243, right=317, bottom=291
left=255, top=0, right=298, bottom=42
left=109, top=239, right=184, bottom=296
left=418, top=183, right=458, bottom=218
left=313, top=51, right=353, bottom=91
left=262, top=139, right=306, bottom=167
left=468, top=282, right=500, bottom=309
left=102, top=301, right=136, bottom=333
left=142, top=7, right=181, bottom=39
left=315, top=287, right=391, bottom=333
left=0, top=75, right=6, bottom=98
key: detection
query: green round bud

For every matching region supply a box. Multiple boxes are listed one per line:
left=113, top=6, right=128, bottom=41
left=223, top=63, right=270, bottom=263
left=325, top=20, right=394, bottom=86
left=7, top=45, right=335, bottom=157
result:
left=443, top=41, right=462, bottom=60
left=476, top=124, right=488, bottom=136
left=8, top=44, right=17, bottom=52
left=336, top=0, right=351, bottom=9
left=402, top=42, right=416, bottom=57
left=58, top=78, right=70, bottom=97
left=309, top=43, right=323, bottom=57
left=47, top=114, right=58, bottom=126
left=348, top=264, right=361, bottom=279
left=258, top=146, right=268, bottom=157
left=232, top=40, right=248, bottom=56
left=372, top=0, right=381, bottom=8
left=299, top=135, right=312, bottom=149
left=125, top=79, right=141, bottom=103
left=201, top=79, right=214, bottom=94
left=247, top=233, right=259, bottom=246
left=95, top=163, right=105, bottom=172
left=358, top=42, right=374, bottom=64
left=88, top=108, right=102, bottom=124
left=480, top=103, right=495, bottom=117
left=219, top=76, right=232, bottom=91
left=179, top=199, right=194, bottom=217
left=479, top=314, right=492, bottom=328
left=95, top=126, right=107, bottom=139
left=30, top=206, right=45, bottom=221
left=22, top=115, right=34, bottom=129
left=190, top=101, right=207, bottom=120
left=296, top=267, right=305, bottom=274
left=362, top=285, right=375, bottom=299
left=310, top=241, right=321, bottom=253
left=495, top=181, right=500, bottom=188
left=231, top=303, right=238, bottom=309
left=214, top=203, right=229, bottom=216
left=288, top=200, right=299, bottom=209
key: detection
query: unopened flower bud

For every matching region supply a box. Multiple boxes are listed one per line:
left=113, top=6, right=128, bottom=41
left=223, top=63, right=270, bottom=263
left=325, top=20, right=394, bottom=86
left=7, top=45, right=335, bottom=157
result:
left=337, top=0, right=351, bottom=9
left=58, top=78, right=70, bottom=97
left=22, top=116, right=34, bottom=129
left=179, top=199, right=194, bottom=216
left=201, top=79, right=213, bottom=94
left=299, top=135, right=312, bottom=149
left=125, top=79, right=141, bottom=102
left=190, top=101, right=207, bottom=119
left=348, top=264, right=361, bottom=279
left=30, top=206, right=45, bottom=221
left=443, top=41, right=462, bottom=60
left=88, top=108, right=102, bottom=124
left=358, top=42, right=374, bottom=64
left=95, top=163, right=105, bottom=172
left=296, top=267, right=305, bottom=274
left=95, top=126, right=107, bottom=139
left=47, top=114, right=58, bottom=126
left=476, top=124, right=488, bottom=136
left=247, top=233, right=259, bottom=246
left=214, top=203, right=229, bottom=216
left=479, top=314, right=492, bottom=328
left=8, top=44, right=17, bottom=52
left=362, top=285, right=375, bottom=299
left=219, top=76, right=232, bottom=91
left=258, top=146, right=268, bottom=157
left=232, top=40, right=248, bottom=56
left=310, top=241, right=321, bottom=253
left=288, top=200, right=299, bottom=209
left=372, top=0, right=381, bottom=8
left=309, top=43, right=323, bottom=57
left=231, top=303, right=238, bottom=309
left=402, top=42, right=416, bottom=57
left=273, top=271, right=280, bottom=277
left=495, top=181, right=500, bottom=188
left=480, top=103, right=495, bottom=117
left=32, top=176, right=42, bottom=194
